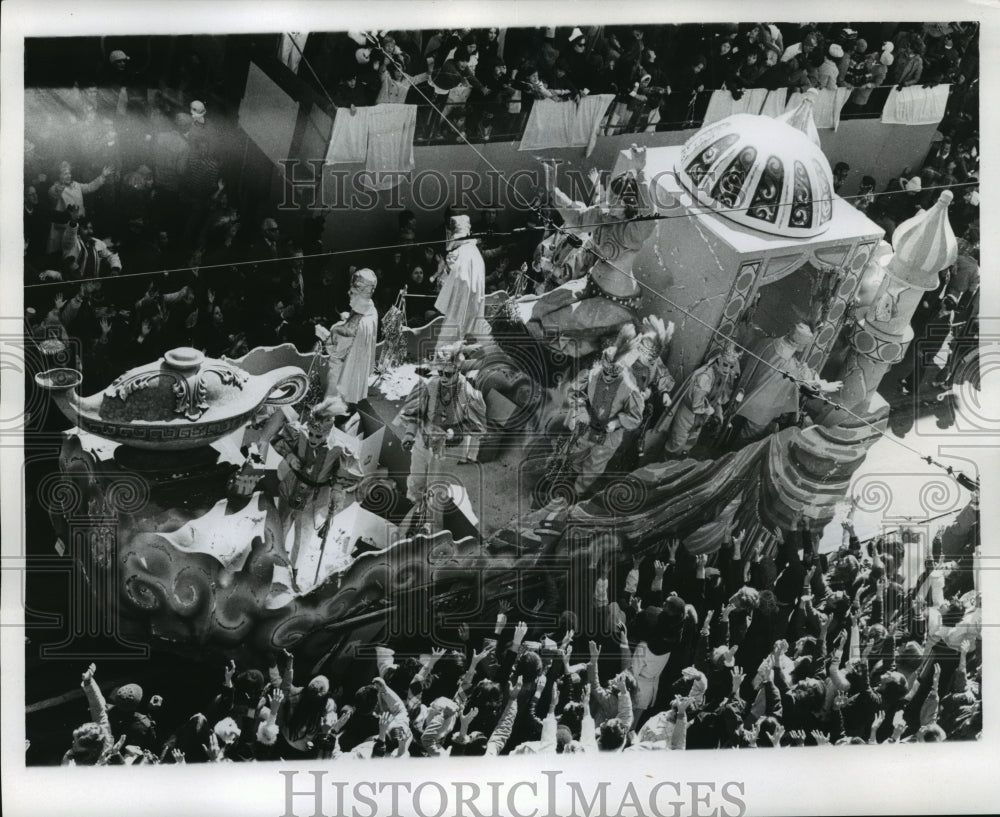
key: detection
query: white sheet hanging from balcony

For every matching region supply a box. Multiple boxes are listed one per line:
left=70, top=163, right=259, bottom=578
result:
left=325, top=104, right=417, bottom=190
left=784, top=88, right=852, bottom=130
left=880, top=84, right=950, bottom=126
left=518, top=94, right=616, bottom=156
left=278, top=33, right=309, bottom=74
left=364, top=104, right=417, bottom=190
left=702, top=88, right=790, bottom=123
left=702, top=88, right=772, bottom=126
left=326, top=106, right=372, bottom=164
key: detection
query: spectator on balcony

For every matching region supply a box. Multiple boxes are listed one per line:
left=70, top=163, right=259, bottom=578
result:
left=473, top=109, right=497, bottom=142
left=475, top=28, right=502, bottom=80
left=781, top=31, right=820, bottom=66
left=923, top=32, right=961, bottom=86
left=450, top=33, right=481, bottom=75
left=472, top=60, right=516, bottom=124
left=742, top=23, right=775, bottom=54
left=844, top=39, right=871, bottom=88
left=430, top=46, right=482, bottom=125
left=564, top=29, right=592, bottom=88
left=675, top=53, right=708, bottom=100
left=333, top=72, right=370, bottom=113
left=784, top=55, right=814, bottom=93
left=732, top=48, right=765, bottom=92
left=889, top=42, right=924, bottom=89
left=512, top=61, right=558, bottom=101
left=536, top=28, right=561, bottom=77
left=707, top=37, right=741, bottom=92
left=756, top=44, right=787, bottom=90
left=828, top=28, right=857, bottom=82
left=377, top=55, right=430, bottom=105
left=848, top=44, right=891, bottom=109
left=547, top=60, right=582, bottom=100
left=814, top=44, right=843, bottom=90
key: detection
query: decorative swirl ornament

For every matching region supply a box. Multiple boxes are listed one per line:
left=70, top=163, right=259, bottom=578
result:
left=747, top=156, right=784, bottom=224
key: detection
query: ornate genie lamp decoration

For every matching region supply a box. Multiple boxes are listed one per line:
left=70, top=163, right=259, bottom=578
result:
left=36, top=346, right=309, bottom=456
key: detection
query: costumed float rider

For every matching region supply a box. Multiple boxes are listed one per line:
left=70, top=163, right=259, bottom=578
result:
left=434, top=215, right=486, bottom=353
left=531, top=161, right=603, bottom=292
left=613, top=315, right=676, bottom=463
left=393, top=343, right=487, bottom=525
left=251, top=397, right=362, bottom=589
left=558, top=344, right=645, bottom=498
left=314, top=267, right=379, bottom=411
left=650, top=343, right=741, bottom=459
left=518, top=144, right=657, bottom=357
left=728, top=323, right=843, bottom=445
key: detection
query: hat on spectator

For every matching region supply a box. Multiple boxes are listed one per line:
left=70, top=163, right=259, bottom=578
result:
left=905, top=176, right=923, bottom=193
left=828, top=44, right=845, bottom=59
left=110, top=683, right=143, bottom=711
left=109, top=50, right=130, bottom=63
left=262, top=217, right=279, bottom=231
left=569, top=28, right=585, bottom=44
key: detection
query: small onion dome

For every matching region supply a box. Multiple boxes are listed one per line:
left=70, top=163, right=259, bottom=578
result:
left=675, top=112, right=836, bottom=238
left=776, top=87, right=821, bottom=148
left=888, top=190, right=958, bottom=286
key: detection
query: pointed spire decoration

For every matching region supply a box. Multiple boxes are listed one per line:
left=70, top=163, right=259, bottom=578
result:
left=777, top=87, right=821, bottom=148
left=888, top=190, right=958, bottom=288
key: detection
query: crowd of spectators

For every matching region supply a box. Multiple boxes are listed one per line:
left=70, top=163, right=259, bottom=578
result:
left=294, top=22, right=979, bottom=140
left=54, top=522, right=981, bottom=765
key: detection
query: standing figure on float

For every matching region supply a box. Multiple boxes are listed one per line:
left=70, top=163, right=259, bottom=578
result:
left=519, top=144, right=657, bottom=357
left=435, top=215, right=486, bottom=352
left=650, top=343, right=741, bottom=459
left=729, top=323, right=842, bottom=445
left=316, top=267, right=379, bottom=410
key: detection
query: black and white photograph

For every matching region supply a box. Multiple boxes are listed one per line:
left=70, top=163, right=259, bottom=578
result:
left=1, top=2, right=996, bottom=815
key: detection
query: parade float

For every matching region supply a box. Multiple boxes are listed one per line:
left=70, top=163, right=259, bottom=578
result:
left=34, top=91, right=959, bottom=678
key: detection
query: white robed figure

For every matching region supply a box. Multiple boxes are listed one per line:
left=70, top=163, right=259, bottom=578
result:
left=435, top=215, right=485, bottom=352
left=318, top=268, right=379, bottom=406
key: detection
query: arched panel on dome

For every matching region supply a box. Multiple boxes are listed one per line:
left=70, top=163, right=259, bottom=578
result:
left=789, top=161, right=813, bottom=229
left=746, top=156, right=784, bottom=225
left=684, top=133, right=740, bottom=186
left=711, top=146, right=758, bottom=209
